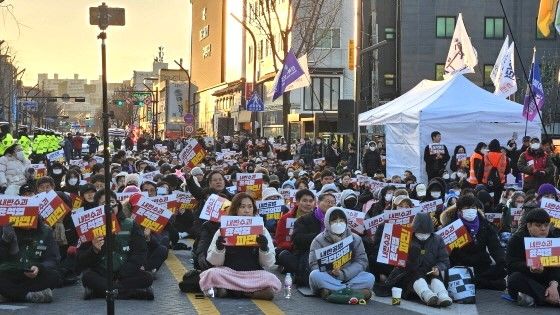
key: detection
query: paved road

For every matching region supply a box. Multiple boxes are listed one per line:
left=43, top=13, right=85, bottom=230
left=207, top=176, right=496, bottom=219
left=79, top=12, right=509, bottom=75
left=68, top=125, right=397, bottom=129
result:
left=2, top=241, right=559, bottom=315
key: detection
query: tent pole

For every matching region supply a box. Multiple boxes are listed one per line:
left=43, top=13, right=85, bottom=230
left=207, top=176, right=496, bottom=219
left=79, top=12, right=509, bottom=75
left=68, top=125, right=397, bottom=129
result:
left=357, top=126, right=361, bottom=171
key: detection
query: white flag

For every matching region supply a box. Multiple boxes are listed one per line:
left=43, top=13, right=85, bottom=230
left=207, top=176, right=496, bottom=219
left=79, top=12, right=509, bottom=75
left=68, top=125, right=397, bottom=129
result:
left=267, top=54, right=310, bottom=98
left=494, top=42, right=517, bottom=98
left=490, top=35, right=509, bottom=85
left=443, top=13, right=478, bottom=79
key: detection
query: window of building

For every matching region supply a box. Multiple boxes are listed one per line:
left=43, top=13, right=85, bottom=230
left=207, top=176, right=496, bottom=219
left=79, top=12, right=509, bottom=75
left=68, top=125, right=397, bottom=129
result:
left=202, top=44, right=211, bottom=59
left=202, top=7, right=207, bottom=21
left=536, top=18, right=557, bottom=39
left=436, top=16, right=455, bottom=38
left=303, top=77, right=340, bottom=111
left=385, top=28, right=396, bottom=40
left=265, top=39, right=269, bottom=57
left=384, top=74, right=395, bottom=86
left=435, top=64, right=445, bottom=80
left=199, top=25, right=209, bottom=40
left=485, top=17, right=504, bottom=39
left=315, top=28, right=341, bottom=48
left=483, top=64, right=494, bottom=87
left=258, top=40, right=263, bottom=60
left=248, top=45, right=253, bottom=64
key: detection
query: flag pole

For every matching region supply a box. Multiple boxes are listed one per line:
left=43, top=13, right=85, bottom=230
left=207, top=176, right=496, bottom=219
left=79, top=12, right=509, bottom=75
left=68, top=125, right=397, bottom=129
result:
left=498, top=0, right=549, bottom=138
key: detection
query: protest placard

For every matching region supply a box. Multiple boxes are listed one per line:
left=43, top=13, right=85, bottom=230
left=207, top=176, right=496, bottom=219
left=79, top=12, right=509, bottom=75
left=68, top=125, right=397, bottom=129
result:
left=278, top=188, right=296, bottom=203
left=315, top=235, right=354, bottom=272
left=30, top=164, right=47, bottom=179
left=456, top=153, right=468, bottom=161
left=257, top=199, right=284, bottom=221
left=236, top=173, right=263, bottom=199
left=485, top=212, right=502, bottom=227
left=35, top=190, right=71, bottom=227
left=429, top=143, right=446, bottom=155
left=510, top=208, right=523, bottom=228
left=364, top=213, right=385, bottom=236
left=0, top=196, right=39, bottom=229
left=384, top=207, right=420, bottom=226
left=376, top=223, right=411, bottom=267
left=313, top=157, right=325, bottom=165
left=419, top=199, right=443, bottom=214
left=540, top=198, right=560, bottom=228
left=200, top=194, right=231, bottom=222
left=141, top=171, right=159, bottom=184
left=435, top=219, right=472, bottom=253
left=69, top=193, right=83, bottom=210
left=130, top=195, right=173, bottom=233
left=286, top=218, right=296, bottom=230
left=524, top=237, right=560, bottom=268
left=178, top=138, right=207, bottom=168
left=71, top=205, right=120, bottom=243
left=115, top=191, right=148, bottom=203
left=220, top=215, right=264, bottom=246
left=46, top=149, right=65, bottom=163
left=343, top=208, right=366, bottom=234
left=174, top=191, right=197, bottom=212
left=149, top=194, right=178, bottom=213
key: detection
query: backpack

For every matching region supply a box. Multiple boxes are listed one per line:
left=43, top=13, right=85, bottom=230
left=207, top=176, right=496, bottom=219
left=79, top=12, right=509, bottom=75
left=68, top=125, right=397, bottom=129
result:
left=178, top=270, right=202, bottom=293
left=487, top=166, right=500, bottom=188
left=445, top=266, right=476, bottom=304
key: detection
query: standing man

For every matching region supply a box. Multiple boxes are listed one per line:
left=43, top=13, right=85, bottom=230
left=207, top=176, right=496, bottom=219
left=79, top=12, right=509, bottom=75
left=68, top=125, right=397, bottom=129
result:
left=362, top=141, right=382, bottom=177
left=63, top=133, right=73, bottom=162
left=72, top=133, right=83, bottom=159
left=87, top=133, right=99, bottom=155
left=517, top=138, right=554, bottom=193
left=424, top=131, right=450, bottom=180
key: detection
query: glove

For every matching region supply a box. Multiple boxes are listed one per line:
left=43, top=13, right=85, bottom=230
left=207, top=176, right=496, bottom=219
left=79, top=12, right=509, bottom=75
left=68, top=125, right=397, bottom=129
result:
left=215, top=236, right=226, bottom=250
left=257, top=234, right=268, bottom=252
left=1, top=224, right=16, bottom=243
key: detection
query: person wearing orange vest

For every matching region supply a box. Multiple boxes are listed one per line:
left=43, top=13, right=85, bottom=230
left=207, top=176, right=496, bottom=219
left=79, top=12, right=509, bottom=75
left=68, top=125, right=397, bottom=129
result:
left=517, top=138, right=554, bottom=193
left=467, top=142, right=488, bottom=186
left=482, top=139, right=509, bottom=205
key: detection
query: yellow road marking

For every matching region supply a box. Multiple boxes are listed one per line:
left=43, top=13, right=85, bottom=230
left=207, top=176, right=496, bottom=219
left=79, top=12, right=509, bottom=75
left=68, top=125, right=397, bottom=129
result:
left=165, top=252, right=220, bottom=315
left=252, top=299, right=285, bottom=315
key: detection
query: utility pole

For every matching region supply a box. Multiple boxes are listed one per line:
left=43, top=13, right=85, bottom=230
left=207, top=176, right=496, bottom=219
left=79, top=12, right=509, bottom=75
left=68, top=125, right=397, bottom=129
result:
left=89, top=3, right=125, bottom=315
left=353, top=0, right=362, bottom=141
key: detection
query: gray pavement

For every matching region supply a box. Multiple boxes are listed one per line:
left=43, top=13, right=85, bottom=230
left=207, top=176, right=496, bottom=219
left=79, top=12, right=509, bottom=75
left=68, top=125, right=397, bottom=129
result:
left=2, top=242, right=560, bottom=315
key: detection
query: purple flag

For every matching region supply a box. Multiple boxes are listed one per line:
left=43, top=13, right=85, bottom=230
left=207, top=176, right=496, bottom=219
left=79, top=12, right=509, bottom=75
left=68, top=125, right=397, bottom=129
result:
left=272, top=52, right=304, bottom=101
left=522, top=50, right=545, bottom=122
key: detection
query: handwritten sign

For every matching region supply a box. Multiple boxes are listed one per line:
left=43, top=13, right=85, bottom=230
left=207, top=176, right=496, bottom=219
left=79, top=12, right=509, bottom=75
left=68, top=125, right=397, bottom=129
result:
left=257, top=199, right=284, bottom=221
left=376, top=223, right=411, bottom=267
left=236, top=173, right=263, bottom=199
left=435, top=219, right=472, bottom=253
left=343, top=208, right=366, bottom=234
left=524, top=237, right=560, bottom=268
left=0, top=196, right=39, bottom=229
left=200, top=194, right=231, bottom=222
left=35, top=190, right=71, bottom=227
left=540, top=198, right=560, bottom=228
left=46, top=149, right=65, bottom=163
left=364, top=213, right=385, bottom=236
left=178, top=138, right=207, bottom=168
left=220, top=215, right=264, bottom=246
left=384, top=207, right=420, bottom=226
left=130, top=195, right=173, bottom=233
left=71, top=205, right=120, bottom=243
left=315, top=235, right=353, bottom=272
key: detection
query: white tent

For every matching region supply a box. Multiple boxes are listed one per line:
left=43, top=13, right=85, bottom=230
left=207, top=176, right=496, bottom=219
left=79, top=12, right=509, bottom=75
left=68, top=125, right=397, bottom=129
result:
left=358, top=75, right=541, bottom=183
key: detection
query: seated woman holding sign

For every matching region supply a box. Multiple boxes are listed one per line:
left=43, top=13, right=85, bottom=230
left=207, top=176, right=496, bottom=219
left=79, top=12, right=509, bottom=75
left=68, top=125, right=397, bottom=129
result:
left=440, top=194, right=507, bottom=291
left=77, top=189, right=154, bottom=300
left=506, top=208, right=560, bottom=307
left=199, top=192, right=281, bottom=300
left=308, top=207, right=374, bottom=301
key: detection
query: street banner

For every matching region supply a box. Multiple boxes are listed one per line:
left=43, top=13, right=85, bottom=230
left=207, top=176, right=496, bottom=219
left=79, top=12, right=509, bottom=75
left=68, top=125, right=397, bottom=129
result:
left=200, top=194, right=231, bottom=222
left=149, top=194, right=178, bottom=214
left=30, top=164, right=47, bottom=179
left=384, top=207, right=420, bottom=226
left=485, top=212, right=502, bottom=227
left=129, top=195, right=173, bottom=233
left=343, top=208, right=366, bottom=234
left=35, top=190, right=71, bottom=227
left=178, top=138, right=207, bottom=168
left=46, top=149, right=65, bottom=163
left=540, top=197, right=560, bottom=228
left=364, top=213, right=385, bottom=236
left=174, top=191, right=198, bottom=212
left=0, top=196, right=39, bottom=229
left=71, top=205, right=120, bottom=243
left=315, top=235, right=353, bottom=272
left=525, top=237, right=560, bottom=267
left=435, top=219, right=472, bottom=253
left=444, top=13, right=478, bottom=78
left=115, top=191, right=148, bottom=203
left=220, top=215, right=264, bottom=246
left=257, top=199, right=284, bottom=221
left=236, top=173, right=263, bottom=199
left=376, top=223, right=411, bottom=267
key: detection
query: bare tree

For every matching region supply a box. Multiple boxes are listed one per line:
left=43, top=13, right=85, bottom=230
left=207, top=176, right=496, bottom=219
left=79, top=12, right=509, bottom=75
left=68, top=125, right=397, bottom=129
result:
left=539, top=52, right=560, bottom=133
left=247, top=0, right=342, bottom=142
left=109, top=83, right=137, bottom=128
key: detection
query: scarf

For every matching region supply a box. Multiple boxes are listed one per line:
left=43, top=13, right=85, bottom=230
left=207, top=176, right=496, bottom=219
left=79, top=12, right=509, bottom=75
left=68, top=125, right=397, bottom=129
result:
left=314, top=207, right=326, bottom=231
left=460, top=215, right=480, bottom=239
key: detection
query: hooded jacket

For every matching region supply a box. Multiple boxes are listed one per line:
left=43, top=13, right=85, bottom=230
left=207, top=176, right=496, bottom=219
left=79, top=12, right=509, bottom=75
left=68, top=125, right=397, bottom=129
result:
left=0, top=153, right=31, bottom=188
left=308, top=208, right=369, bottom=282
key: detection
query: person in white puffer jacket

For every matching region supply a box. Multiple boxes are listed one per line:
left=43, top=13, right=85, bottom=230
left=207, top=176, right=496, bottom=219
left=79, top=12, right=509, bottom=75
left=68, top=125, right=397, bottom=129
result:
left=0, top=144, right=31, bottom=195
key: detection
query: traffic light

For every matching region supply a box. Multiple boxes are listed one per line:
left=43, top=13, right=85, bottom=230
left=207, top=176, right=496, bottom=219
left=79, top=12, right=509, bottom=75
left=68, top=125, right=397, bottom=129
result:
left=113, top=99, right=124, bottom=107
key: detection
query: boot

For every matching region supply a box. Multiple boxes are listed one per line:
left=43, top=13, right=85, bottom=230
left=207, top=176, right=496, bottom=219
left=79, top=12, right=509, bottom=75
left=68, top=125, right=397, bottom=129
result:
left=245, top=288, right=274, bottom=300
left=25, top=288, right=53, bottom=303
left=413, top=278, right=437, bottom=306
left=430, top=278, right=452, bottom=307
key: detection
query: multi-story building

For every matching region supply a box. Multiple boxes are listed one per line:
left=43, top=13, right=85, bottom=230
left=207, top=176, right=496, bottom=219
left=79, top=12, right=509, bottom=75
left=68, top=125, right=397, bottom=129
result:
left=0, top=54, right=17, bottom=125
left=131, top=59, right=168, bottom=135
left=153, top=69, right=190, bottom=139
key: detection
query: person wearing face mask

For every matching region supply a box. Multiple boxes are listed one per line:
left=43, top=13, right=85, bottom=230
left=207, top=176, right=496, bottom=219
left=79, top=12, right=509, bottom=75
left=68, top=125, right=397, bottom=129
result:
left=362, top=141, right=382, bottom=177
left=260, top=187, right=289, bottom=235
left=369, top=185, right=396, bottom=217
left=308, top=207, right=374, bottom=301
left=381, top=213, right=452, bottom=307
left=440, top=194, right=506, bottom=290
left=339, top=189, right=359, bottom=210
left=506, top=209, right=560, bottom=307
left=518, top=138, right=554, bottom=193
left=299, top=138, right=314, bottom=166
left=199, top=193, right=281, bottom=300
left=467, top=142, right=487, bottom=186
left=0, top=144, right=31, bottom=195
left=500, top=191, right=526, bottom=233
left=47, top=161, right=67, bottom=191
left=312, top=137, right=324, bottom=159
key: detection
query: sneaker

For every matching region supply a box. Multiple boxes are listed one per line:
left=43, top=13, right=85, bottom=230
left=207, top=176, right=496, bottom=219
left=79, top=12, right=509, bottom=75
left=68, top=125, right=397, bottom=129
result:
left=83, top=287, right=94, bottom=300
left=178, top=232, right=188, bottom=239
left=25, top=288, right=53, bottom=303
left=517, top=292, right=535, bottom=307
left=420, top=290, right=438, bottom=306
